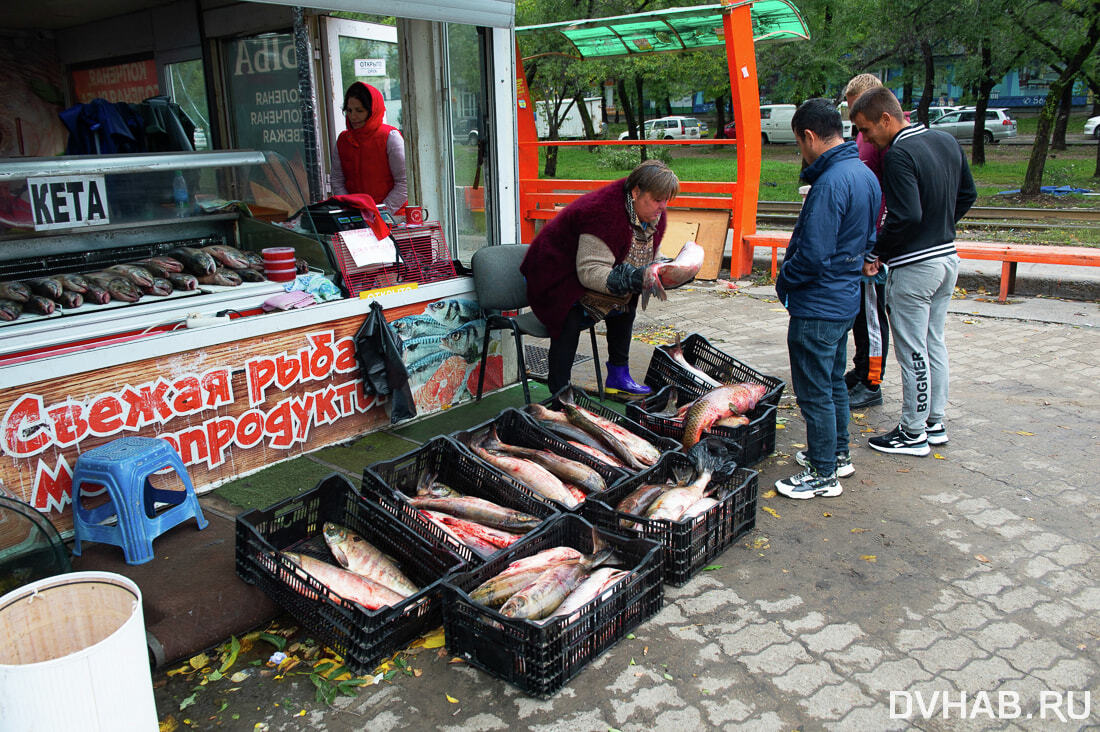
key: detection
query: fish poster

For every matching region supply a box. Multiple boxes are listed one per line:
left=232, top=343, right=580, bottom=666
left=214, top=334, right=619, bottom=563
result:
left=392, top=297, right=504, bottom=412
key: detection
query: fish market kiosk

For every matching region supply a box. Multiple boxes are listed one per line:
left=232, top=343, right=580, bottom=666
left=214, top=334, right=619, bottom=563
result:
left=0, top=0, right=521, bottom=533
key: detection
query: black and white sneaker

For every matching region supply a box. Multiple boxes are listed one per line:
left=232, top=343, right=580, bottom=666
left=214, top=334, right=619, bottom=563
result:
left=795, top=450, right=855, bottom=478
left=925, top=421, right=948, bottom=445
left=776, top=466, right=843, bottom=499
left=869, top=425, right=930, bottom=456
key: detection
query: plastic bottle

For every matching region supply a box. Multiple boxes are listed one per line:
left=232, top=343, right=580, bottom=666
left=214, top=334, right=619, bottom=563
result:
left=172, top=171, right=190, bottom=217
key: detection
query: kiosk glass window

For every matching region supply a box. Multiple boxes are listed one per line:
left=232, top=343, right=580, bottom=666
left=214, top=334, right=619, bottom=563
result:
left=446, top=23, right=491, bottom=262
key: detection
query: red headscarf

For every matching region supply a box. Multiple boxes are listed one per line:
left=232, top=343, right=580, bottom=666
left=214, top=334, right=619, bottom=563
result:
left=336, top=83, right=400, bottom=208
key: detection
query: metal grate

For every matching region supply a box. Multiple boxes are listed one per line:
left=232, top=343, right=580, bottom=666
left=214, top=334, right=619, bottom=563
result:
left=523, top=344, right=591, bottom=380
left=332, top=222, right=456, bottom=296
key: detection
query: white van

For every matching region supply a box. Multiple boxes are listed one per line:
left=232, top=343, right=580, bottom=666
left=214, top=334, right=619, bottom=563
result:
left=760, top=104, right=797, bottom=143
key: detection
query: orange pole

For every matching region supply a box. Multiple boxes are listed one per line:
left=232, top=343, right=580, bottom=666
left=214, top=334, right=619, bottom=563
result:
left=515, top=41, right=540, bottom=243
left=723, top=3, right=762, bottom=278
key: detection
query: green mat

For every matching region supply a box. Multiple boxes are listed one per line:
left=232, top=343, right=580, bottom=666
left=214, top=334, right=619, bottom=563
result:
left=213, top=381, right=641, bottom=512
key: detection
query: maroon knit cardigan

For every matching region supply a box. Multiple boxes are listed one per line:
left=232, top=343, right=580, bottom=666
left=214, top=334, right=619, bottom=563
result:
left=519, top=179, right=667, bottom=338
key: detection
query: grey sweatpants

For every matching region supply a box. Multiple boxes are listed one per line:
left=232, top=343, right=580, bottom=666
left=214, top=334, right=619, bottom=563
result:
left=885, top=255, right=959, bottom=433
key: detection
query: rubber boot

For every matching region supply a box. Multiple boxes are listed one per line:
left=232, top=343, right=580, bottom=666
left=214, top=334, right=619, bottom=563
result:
left=604, top=362, right=651, bottom=396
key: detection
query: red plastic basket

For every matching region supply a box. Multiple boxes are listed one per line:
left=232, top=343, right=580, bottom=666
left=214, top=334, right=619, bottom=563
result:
left=332, top=222, right=456, bottom=296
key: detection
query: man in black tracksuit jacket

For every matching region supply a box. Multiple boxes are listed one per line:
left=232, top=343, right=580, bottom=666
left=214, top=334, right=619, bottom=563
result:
left=851, top=87, right=977, bottom=457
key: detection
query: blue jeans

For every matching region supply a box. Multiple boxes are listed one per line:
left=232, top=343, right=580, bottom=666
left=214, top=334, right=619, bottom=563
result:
left=787, top=316, right=855, bottom=475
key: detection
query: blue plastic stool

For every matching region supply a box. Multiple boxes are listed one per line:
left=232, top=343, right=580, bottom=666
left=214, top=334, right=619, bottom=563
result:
left=71, top=436, right=208, bottom=565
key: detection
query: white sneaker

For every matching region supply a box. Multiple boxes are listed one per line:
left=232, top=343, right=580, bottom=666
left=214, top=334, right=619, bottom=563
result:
left=795, top=450, right=855, bottom=478
left=925, top=422, right=948, bottom=445
left=775, top=466, right=843, bottom=499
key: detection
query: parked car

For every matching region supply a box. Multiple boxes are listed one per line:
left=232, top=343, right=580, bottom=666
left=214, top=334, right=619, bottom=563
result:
left=1085, top=115, right=1100, bottom=139
left=759, top=104, right=797, bottom=143
left=911, top=106, right=962, bottom=125
left=931, top=107, right=1017, bottom=143
left=618, top=116, right=702, bottom=140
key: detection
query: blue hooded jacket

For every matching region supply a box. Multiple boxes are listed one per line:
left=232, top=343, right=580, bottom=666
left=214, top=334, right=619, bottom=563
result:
left=775, top=141, right=880, bottom=320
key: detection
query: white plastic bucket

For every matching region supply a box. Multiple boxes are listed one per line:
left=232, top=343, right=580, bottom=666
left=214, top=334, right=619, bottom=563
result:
left=0, top=571, right=158, bottom=731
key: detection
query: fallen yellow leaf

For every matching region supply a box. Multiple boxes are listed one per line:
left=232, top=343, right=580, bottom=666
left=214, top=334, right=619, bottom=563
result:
left=775, top=423, right=785, bottom=429
left=751, top=536, right=770, bottom=549
left=159, top=716, right=180, bottom=732
left=975, top=554, right=990, bottom=563
left=860, top=555, right=877, bottom=562
left=762, top=506, right=781, bottom=519
left=420, top=628, right=445, bottom=649
left=446, top=694, right=459, bottom=703
left=851, top=412, right=865, bottom=419
left=230, top=671, right=250, bottom=683
left=762, top=489, right=777, bottom=499
left=189, top=653, right=209, bottom=670
left=792, top=443, right=806, bottom=449
left=822, top=512, right=831, bottom=517
left=851, top=528, right=867, bottom=533
left=1015, top=431, right=1034, bottom=436
left=166, top=665, right=192, bottom=677
left=933, top=453, right=945, bottom=459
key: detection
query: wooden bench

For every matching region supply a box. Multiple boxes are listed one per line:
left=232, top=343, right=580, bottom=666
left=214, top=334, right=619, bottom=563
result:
left=744, top=232, right=1100, bottom=302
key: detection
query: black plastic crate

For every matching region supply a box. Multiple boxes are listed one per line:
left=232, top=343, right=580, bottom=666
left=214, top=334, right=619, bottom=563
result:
left=362, top=436, right=559, bottom=565
left=235, top=474, right=464, bottom=674
left=451, top=408, right=629, bottom=512
left=530, top=386, right=680, bottom=474
left=643, top=334, right=786, bottom=410
left=625, top=384, right=779, bottom=466
left=581, top=452, right=758, bottom=586
left=443, top=514, right=664, bottom=697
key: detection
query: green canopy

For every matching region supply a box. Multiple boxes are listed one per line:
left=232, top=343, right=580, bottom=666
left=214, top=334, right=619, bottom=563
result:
left=516, top=1, right=809, bottom=59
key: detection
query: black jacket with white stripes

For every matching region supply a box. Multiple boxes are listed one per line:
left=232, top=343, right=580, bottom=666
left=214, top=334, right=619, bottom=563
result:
left=869, top=124, right=977, bottom=268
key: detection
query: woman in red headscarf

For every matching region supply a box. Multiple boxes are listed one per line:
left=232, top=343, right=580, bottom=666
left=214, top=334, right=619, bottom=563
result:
left=330, top=82, right=407, bottom=213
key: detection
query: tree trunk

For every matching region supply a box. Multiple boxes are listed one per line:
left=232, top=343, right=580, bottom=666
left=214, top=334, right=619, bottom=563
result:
left=1052, top=82, right=1072, bottom=150
left=634, top=74, right=647, bottom=161
left=1022, top=20, right=1100, bottom=195
left=663, top=96, right=673, bottom=117
left=617, top=79, right=636, bottom=137
left=918, top=41, right=935, bottom=127
left=715, top=92, right=728, bottom=138
left=1093, top=133, right=1100, bottom=178
left=972, top=43, right=994, bottom=166
left=575, top=93, right=596, bottom=139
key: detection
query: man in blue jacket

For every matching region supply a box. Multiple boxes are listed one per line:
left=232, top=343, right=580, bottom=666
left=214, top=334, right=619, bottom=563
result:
left=775, top=99, right=881, bottom=499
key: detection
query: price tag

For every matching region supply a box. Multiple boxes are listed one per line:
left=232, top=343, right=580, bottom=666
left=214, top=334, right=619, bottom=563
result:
left=339, top=228, right=397, bottom=268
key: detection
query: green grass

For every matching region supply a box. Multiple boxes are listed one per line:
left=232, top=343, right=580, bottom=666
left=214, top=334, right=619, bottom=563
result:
left=536, top=136, right=1099, bottom=207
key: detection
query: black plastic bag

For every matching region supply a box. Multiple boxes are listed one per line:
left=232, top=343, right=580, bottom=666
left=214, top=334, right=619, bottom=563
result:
left=354, top=301, right=417, bottom=423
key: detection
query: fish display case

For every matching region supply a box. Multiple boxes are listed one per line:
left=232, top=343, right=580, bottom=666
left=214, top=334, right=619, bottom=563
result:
left=0, top=149, right=335, bottom=363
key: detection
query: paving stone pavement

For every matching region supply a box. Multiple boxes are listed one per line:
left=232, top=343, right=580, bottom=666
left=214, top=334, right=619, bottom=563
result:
left=180, top=284, right=1099, bottom=731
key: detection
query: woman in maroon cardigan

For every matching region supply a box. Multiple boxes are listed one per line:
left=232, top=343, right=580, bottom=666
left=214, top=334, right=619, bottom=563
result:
left=520, top=160, right=679, bottom=396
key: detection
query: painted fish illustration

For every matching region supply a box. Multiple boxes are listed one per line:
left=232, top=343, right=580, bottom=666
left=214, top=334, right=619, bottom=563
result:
left=441, top=320, right=486, bottom=362
left=401, top=334, right=446, bottom=359
left=391, top=315, right=452, bottom=340
left=406, top=350, right=452, bottom=388
left=425, top=297, right=480, bottom=326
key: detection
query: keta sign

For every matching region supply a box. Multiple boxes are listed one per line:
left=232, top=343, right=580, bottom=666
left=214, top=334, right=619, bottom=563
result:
left=29, top=175, right=109, bottom=231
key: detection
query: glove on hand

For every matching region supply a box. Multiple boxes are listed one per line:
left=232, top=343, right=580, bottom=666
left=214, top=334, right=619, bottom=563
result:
left=606, top=262, right=645, bottom=295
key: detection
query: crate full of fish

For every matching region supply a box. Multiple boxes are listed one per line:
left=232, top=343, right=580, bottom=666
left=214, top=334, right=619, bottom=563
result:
left=235, top=473, right=465, bottom=674
left=442, top=514, right=664, bottom=698
left=520, top=385, right=679, bottom=478
left=644, top=334, right=786, bottom=410
left=582, top=442, right=759, bottom=586
left=452, top=407, right=629, bottom=513
left=362, top=435, right=559, bottom=565
left=625, top=383, right=779, bottom=465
